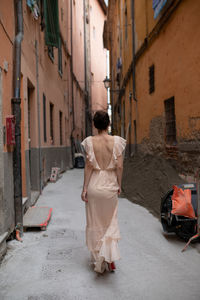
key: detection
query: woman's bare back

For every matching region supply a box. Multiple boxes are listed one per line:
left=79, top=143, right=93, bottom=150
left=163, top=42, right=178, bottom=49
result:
left=92, top=135, right=114, bottom=170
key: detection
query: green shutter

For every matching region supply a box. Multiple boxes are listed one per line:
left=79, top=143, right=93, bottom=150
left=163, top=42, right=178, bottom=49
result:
left=44, top=0, right=59, bottom=48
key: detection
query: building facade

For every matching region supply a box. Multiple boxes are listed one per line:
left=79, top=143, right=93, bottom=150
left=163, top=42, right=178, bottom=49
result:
left=0, top=0, right=107, bottom=259
left=104, top=0, right=200, bottom=173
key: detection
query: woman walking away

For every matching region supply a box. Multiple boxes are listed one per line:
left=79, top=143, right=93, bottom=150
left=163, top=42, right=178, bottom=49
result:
left=81, top=110, right=126, bottom=273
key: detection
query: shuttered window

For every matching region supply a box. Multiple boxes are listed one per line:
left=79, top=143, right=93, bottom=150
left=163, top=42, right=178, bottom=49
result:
left=164, top=97, right=177, bottom=145
left=149, top=64, right=155, bottom=94
left=58, top=36, right=63, bottom=75
left=48, top=46, right=54, bottom=62
left=44, top=0, right=59, bottom=48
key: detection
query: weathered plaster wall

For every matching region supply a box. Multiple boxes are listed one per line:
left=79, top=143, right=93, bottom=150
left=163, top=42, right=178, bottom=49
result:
left=90, top=0, right=107, bottom=114
left=108, top=0, right=200, bottom=174
left=20, top=1, right=75, bottom=197
left=0, top=0, right=15, bottom=256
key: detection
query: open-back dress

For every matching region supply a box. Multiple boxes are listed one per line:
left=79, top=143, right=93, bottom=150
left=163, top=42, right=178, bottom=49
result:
left=81, top=135, right=126, bottom=273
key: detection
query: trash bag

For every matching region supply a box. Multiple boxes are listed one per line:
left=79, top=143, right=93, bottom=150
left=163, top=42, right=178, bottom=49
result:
left=161, top=183, right=198, bottom=241
left=171, top=186, right=195, bottom=219
left=74, top=153, right=85, bottom=168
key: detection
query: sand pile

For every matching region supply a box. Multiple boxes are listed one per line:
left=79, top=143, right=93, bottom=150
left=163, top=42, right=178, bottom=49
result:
left=122, top=153, right=185, bottom=218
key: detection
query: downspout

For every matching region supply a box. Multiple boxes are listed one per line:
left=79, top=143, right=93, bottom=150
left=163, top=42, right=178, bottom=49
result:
left=110, top=52, right=114, bottom=135
left=83, top=0, right=88, bottom=136
left=131, top=0, right=138, bottom=153
left=70, top=0, right=75, bottom=131
left=35, top=40, right=42, bottom=193
left=70, top=0, right=75, bottom=166
left=131, top=0, right=136, bottom=101
left=12, top=0, right=24, bottom=238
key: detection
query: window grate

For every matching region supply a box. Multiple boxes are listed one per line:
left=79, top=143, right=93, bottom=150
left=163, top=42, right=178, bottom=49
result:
left=164, top=97, right=177, bottom=145
left=149, top=64, right=155, bottom=94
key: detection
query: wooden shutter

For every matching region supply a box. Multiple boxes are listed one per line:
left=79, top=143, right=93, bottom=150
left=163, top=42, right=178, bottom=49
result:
left=164, top=97, right=177, bottom=145
left=44, top=0, right=59, bottom=48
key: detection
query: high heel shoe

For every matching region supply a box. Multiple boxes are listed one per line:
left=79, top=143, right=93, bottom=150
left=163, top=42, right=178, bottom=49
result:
left=110, top=262, right=116, bottom=270
left=107, top=262, right=116, bottom=272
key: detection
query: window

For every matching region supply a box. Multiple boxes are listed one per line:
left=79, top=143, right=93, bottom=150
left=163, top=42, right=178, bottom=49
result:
left=59, top=111, right=63, bottom=145
left=58, top=36, right=63, bottom=75
left=164, top=97, right=177, bottom=145
left=149, top=64, right=155, bottom=94
left=50, top=103, right=54, bottom=144
left=44, top=0, right=59, bottom=48
left=43, top=94, right=47, bottom=142
left=48, top=46, right=54, bottom=61
left=153, top=0, right=172, bottom=19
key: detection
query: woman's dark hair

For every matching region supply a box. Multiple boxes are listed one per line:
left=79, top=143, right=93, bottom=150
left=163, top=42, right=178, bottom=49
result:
left=93, top=110, right=110, bottom=131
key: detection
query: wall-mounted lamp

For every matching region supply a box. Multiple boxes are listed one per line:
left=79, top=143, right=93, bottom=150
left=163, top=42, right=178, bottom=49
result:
left=103, top=76, right=111, bottom=90
left=103, top=76, right=124, bottom=93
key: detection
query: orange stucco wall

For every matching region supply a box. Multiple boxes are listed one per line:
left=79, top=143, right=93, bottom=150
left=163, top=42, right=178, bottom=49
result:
left=19, top=1, right=75, bottom=196
left=90, top=0, right=107, bottom=114
left=135, top=0, right=200, bottom=144
left=0, top=0, right=107, bottom=199
left=108, top=0, right=200, bottom=157
left=0, top=0, right=15, bottom=141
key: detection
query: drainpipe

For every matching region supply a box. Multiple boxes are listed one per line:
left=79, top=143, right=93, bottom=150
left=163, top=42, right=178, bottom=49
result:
left=70, top=0, right=75, bottom=166
left=12, top=0, right=24, bottom=238
left=35, top=40, right=42, bottom=193
left=83, top=0, right=88, bottom=136
left=131, top=0, right=136, bottom=101
left=131, top=0, right=138, bottom=153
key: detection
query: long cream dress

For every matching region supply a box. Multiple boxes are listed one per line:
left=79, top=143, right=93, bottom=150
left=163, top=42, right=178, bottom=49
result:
left=81, top=135, right=126, bottom=273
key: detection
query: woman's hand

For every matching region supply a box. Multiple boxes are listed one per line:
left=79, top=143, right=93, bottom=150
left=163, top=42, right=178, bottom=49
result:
left=81, top=189, right=88, bottom=202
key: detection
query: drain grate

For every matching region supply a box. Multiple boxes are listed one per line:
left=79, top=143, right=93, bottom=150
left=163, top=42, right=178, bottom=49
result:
left=47, top=248, right=72, bottom=260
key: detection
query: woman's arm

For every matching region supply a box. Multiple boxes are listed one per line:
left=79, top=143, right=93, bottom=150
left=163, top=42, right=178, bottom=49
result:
left=116, top=155, right=123, bottom=194
left=81, top=158, right=93, bottom=202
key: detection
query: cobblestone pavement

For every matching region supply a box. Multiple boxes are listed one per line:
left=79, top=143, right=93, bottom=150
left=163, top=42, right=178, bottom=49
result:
left=0, top=169, right=200, bottom=300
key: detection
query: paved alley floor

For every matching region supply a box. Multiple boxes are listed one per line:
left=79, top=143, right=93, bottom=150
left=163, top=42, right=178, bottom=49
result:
left=0, top=169, right=200, bottom=300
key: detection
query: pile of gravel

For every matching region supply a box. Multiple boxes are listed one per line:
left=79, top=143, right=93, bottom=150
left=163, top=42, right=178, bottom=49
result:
left=122, top=153, right=185, bottom=218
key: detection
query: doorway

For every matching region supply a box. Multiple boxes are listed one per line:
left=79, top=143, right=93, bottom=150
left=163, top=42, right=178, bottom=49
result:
left=27, top=80, right=35, bottom=190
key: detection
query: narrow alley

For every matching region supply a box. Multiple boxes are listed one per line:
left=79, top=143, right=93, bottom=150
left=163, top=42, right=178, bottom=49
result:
left=0, top=170, right=199, bottom=300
